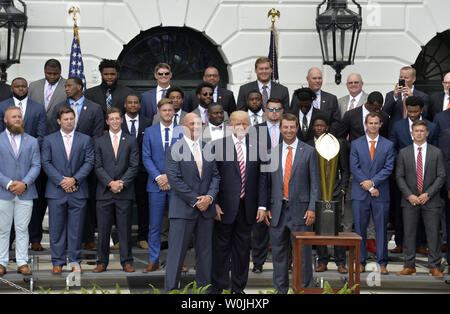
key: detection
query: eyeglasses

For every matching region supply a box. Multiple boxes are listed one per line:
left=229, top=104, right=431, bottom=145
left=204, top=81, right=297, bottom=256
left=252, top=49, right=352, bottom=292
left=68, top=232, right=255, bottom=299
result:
left=157, top=72, right=171, bottom=76
left=204, top=74, right=219, bottom=78
left=202, top=92, right=214, bottom=96
left=267, top=107, right=282, bottom=112
left=347, top=81, right=361, bottom=85
left=443, top=81, right=450, bottom=85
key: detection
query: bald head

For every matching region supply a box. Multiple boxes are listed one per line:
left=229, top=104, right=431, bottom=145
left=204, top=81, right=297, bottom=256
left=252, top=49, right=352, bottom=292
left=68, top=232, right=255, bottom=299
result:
left=443, top=72, right=450, bottom=94
left=183, top=113, right=202, bottom=140
left=306, top=67, right=323, bottom=92
left=346, top=73, right=364, bottom=97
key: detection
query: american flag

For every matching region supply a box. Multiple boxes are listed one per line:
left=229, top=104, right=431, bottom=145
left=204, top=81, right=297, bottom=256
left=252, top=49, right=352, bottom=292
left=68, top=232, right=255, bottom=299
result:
left=68, top=24, right=86, bottom=90
left=268, top=25, right=279, bottom=82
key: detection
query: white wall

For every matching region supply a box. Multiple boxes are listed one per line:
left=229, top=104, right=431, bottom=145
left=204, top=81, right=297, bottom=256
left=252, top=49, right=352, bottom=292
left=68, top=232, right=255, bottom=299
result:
left=9, top=0, right=450, bottom=100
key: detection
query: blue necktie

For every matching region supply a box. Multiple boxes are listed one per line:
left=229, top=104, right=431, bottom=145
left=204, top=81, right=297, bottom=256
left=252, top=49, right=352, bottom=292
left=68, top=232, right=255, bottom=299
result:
left=164, top=127, right=169, bottom=151
left=130, top=119, right=137, bottom=137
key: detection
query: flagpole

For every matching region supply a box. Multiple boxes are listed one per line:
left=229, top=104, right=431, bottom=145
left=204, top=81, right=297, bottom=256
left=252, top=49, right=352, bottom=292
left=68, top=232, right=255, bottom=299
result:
left=267, top=8, right=280, bottom=83
left=68, top=6, right=86, bottom=90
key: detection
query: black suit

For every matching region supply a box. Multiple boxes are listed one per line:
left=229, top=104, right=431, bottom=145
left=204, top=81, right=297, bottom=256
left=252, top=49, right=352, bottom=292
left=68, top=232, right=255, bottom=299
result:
left=236, top=81, right=289, bottom=111
left=293, top=107, right=330, bottom=142
left=121, top=114, right=153, bottom=242
left=85, top=84, right=134, bottom=115
left=187, top=87, right=236, bottom=115
left=211, top=135, right=268, bottom=293
left=439, top=128, right=450, bottom=263
left=94, top=132, right=139, bottom=268
left=429, top=91, right=446, bottom=122
left=0, top=83, right=11, bottom=102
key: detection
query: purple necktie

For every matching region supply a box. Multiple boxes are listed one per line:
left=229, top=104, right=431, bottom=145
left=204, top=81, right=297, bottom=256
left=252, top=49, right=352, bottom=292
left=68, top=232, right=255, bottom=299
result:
left=11, top=135, right=18, bottom=157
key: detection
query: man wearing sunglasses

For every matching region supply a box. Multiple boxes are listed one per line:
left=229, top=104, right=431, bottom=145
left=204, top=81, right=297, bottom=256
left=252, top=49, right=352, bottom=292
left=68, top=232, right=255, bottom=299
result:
left=192, top=82, right=229, bottom=125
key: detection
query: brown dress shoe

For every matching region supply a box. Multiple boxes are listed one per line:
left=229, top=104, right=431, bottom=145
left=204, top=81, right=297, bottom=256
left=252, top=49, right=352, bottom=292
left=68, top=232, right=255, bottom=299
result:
left=138, top=241, right=149, bottom=249
left=84, top=242, right=97, bottom=251
left=17, top=265, right=32, bottom=275
left=0, top=264, right=6, bottom=276
left=51, top=266, right=63, bottom=274
left=314, top=264, right=328, bottom=272
left=92, top=264, right=106, bottom=273
left=390, top=246, right=403, bottom=253
left=72, top=265, right=83, bottom=273
left=337, top=265, right=348, bottom=274
left=416, top=246, right=428, bottom=255
left=181, top=265, right=189, bottom=272
left=123, top=264, right=135, bottom=273
left=31, top=242, right=44, bottom=251
left=379, top=266, right=389, bottom=275
left=359, top=265, right=365, bottom=273
left=142, top=262, right=160, bottom=273
left=396, top=267, right=416, bottom=276
left=429, top=267, right=444, bottom=277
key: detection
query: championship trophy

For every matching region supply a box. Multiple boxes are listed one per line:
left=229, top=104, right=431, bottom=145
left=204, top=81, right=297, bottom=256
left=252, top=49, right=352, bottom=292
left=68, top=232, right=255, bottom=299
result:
left=315, top=133, right=340, bottom=236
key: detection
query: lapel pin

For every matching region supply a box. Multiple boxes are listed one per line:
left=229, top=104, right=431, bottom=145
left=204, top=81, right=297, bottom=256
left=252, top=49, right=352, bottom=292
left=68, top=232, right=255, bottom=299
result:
left=122, top=137, right=126, bottom=141
left=322, top=100, right=326, bottom=103
left=218, top=96, right=222, bottom=100
left=84, top=106, right=87, bottom=110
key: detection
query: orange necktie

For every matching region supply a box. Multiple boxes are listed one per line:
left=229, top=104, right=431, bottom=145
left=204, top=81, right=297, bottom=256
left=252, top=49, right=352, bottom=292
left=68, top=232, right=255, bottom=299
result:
left=113, top=134, right=119, bottom=158
left=283, top=146, right=293, bottom=199
left=370, top=140, right=376, bottom=161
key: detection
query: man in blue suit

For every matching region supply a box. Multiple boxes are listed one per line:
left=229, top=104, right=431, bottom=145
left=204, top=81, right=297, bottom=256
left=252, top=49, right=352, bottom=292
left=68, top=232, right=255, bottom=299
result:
left=0, top=77, right=47, bottom=252
left=0, top=106, right=41, bottom=276
left=142, top=98, right=183, bottom=272
left=41, top=107, right=94, bottom=274
left=350, top=111, right=395, bottom=274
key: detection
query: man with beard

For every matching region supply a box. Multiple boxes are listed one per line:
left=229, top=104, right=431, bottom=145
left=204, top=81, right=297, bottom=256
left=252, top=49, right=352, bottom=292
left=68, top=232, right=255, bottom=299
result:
left=247, top=91, right=267, bottom=126
left=0, top=106, right=41, bottom=275
left=192, top=82, right=229, bottom=124
left=85, top=59, right=134, bottom=129
left=0, top=77, right=47, bottom=252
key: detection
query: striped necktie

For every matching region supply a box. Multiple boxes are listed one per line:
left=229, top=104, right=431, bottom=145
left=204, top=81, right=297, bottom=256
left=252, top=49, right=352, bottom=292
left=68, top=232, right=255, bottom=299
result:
left=417, top=147, right=423, bottom=194
left=106, top=89, right=112, bottom=110
left=236, top=141, right=246, bottom=199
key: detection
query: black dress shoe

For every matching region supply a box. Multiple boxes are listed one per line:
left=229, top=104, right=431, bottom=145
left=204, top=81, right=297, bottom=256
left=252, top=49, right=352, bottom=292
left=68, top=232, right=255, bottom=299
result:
left=160, top=241, right=168, bottom=250
left=252, top=265, right=263, bottom=273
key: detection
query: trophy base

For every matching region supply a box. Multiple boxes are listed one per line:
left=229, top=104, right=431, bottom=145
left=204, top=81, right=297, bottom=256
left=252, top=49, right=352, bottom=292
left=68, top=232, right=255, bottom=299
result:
left=315, top=201, right=340, bottom=236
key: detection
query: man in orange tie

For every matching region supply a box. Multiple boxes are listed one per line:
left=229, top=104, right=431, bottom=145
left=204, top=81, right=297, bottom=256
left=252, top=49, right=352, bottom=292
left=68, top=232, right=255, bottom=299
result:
left=264, top=113, right=320, bottom=293
left=349, top=112, right=395, bottom=275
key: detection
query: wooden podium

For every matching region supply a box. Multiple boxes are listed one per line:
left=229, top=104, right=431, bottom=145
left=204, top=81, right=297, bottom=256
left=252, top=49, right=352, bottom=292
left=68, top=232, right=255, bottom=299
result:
left=291, top=232, right=362, bottom=294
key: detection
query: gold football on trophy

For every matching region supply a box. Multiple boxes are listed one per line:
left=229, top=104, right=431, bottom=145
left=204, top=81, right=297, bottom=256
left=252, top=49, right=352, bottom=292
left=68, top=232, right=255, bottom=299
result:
left=315, top=133, right=340, bottom=202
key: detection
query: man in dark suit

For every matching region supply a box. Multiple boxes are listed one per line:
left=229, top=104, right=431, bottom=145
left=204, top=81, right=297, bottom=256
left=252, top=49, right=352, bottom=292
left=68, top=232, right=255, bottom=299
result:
left=438, top=127, right=450, bottom=273
left=211, top=110, right=268, bottom=294
left=395, top=120, right=445, bottom=277
left=246, top=91, right=267, bottom=126
left=85, top=59, right=134, bottom=126
left=121, top=94, right=153, bottom=249
left=265, top=113, right=320, bottom=292
left=152, top=86, right=188, bottom=125
left=142, top=98, right=184, bottom=272
left=433, top=101, right=450, bottom=136
left=428, top=72, right=450, bottom=121
left=187, top=67, right=236, bottom=115
left=201, top=103, right=228, bottom=143
left=307, top=114, right=349, bottom=274
left=164, top=113, right=220, bottom=292
left=350, top=112, right=395, bottom=274
left=290, top=67, right=340, bottom=127
left=41, top=107, right=94, bottom=274
left=382, top=66, right=431, bottom=131
left=0, top=77, right=47, bottom=252
left=237, top=57, right=289, bottom=111
left=192, top=82, right=229, bottom=124
left=92, top=107, right=139, bottom=273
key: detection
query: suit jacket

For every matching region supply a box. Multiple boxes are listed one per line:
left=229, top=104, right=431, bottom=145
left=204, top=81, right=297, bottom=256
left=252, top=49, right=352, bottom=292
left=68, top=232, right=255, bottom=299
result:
left=389, top=118, right=438, bottom=154
left=121, top=114, right=153, bottom=173
left=49, top=98, right=104, bottom=138
left=152, top=110, right=187, bottom=126
left=350, top=135, right=395, bottom=202
left=0, top=83, right=11, bottom=102
left=294, top=107, right=330, bottom=142
left=165, top=137, right=220, bottom=219
left=140, top=87, right=189, bottom=122
left=28, top=77, right=67, bottom=121
left=338, top=92, right=368, bottom=119
left=187, top=87, right=237, bottom=115
left=438, top=127, right=450, bottom=189
left=269, top=140, right=320, bottom=227
left=382, top=88, right=431, bottom=131
left=191, top=106, right=229, bottom=123
left=0, top=131, right=41, bottom=200
left=142, top=123, right=184, bottom=193
left=201, top=122, right=229, bottom=143
left=213, top=135, right=268, bottom=225
left=433, top=108, right=450, bottom=137
left=429, top=91, right=446, bottom=122
left=41, top=131, right=94, bottom=199
left=236, top=81, right=290, bottom=111
left=0, top=98, right=47, bottom=146
left=94, top=132, right=139, bottom=200
left=253, top=121, right=283, bottom=154
left=334, top=106, right=390, bottom=142
left=395, top=144, right=445, bottom=209
left=85, top=84, right=134, bottom=116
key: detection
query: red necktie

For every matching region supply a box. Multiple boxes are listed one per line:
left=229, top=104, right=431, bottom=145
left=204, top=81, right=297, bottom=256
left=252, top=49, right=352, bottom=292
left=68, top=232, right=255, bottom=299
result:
left=417, top=147, right=423, bottom=194
left=236, top=141, right=245, bottom=199
left=283, top=146, right=293, bottom=199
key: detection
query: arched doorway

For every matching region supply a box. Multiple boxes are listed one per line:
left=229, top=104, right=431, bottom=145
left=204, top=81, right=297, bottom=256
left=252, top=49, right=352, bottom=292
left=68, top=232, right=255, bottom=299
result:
left=117, top=26, right=228, bottom=93
left=413, top=29, right=450, bottom=95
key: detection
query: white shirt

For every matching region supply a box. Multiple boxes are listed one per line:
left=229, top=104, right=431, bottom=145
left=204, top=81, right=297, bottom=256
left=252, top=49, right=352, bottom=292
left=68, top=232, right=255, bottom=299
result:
left=248, top=109, right=264, bottom=126
left=213, top=86, right=218, bottom=103
left=362, top=105, right=371, bottom=132
left=183, top=135, right=202, bottom=166
left=313, top=90, right=321, bottom=109
left=414, top=142, right=427, bottom=172
left=257, top=80, right=271, bottom=97
left=125, top=113, right=139, bottom=138
left=13, top=97, right=28, bottom=118
left=5, top=130, right=22, bottom=190
left=156, top=85, right=170, bottom=103
left=232, top=134, right=246, bottom=167
left=347, top=91, right=363, bottom=111
left=443, top=93, right=450, bottom=111
left=208, top=122, right=225, bottom=142
left=198, top=105, right=208, bottom=124
left=109, top=130, right=122, bottom=150
left=299, top=106, right=313, bottom=129
left=160, top=122, right=174, bottom=149
left=366, top=134, right=379, bottom=151
left=173, top=109, right=182, bottom=124
left=281, top=138, right=298, bottom=200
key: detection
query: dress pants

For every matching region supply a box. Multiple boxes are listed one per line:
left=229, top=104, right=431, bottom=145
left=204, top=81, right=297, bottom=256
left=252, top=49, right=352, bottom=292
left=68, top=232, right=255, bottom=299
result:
left=0, top=197, right=33, bottom=267
left=134, top=171, right=149, bottom=242
left=269, top=202, right=313, bottom=294
left=403, top=204, right=441, bottom=268
left=251, top=220, right=270, bottom=268
left=28, top=171, right=48, bottom=243
left=48, top=197, right=86, bottom=266
left=165, top=215, right=214, bottom=292
left=352, top=199, right=390, bottom=266
left=82, top=171, right=97, bottom=243
left=212, top=199, right=253, bottom=293
left=96, top=199, right=133, bottom=267
left=148, top=191, right=169, bottom=263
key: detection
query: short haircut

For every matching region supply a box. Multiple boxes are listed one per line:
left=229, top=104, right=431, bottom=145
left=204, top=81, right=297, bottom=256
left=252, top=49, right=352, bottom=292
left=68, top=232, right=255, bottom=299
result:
left=280, top=113, right=299, bottom=127
left=207, top=102, right=224, bottom=114
left=311, top=113, right=330, bottom=126
left=266, top=97, right=283, bottom=107
left=125, top=93, right=140, bottom=102
left=405, top=95, right=424, bottom=108
left=99, top=59, right=120, bottom=72
left=67, top=76, right=84, bottom=87
left=57, top=107, right=75, bottom=119
left=195, top=82, right=214, bottom=95
left=157, top=98, right=174, bottom=109
left=106, top=107, right=122, bottom=119
left=11, top=77, right=27, bottom=85
left=229, top=110, right=250, bottom=124
left=294, top=87, right=316, bottom=102
left=255, top=57, right=272, bottom=69
left=367, top=91, right=384, bottom=106
left=365, top=111, right=382, bottom=124
left=154, top=62, right=171, bottom=73
left=247, top=90, right=262, bottom=100
left=412, top=119, right=428, bottom=130
left=401, top=66, right=416, bottom=77
left=5, top=105, right=21, bottom=116
left=166, top=86, right=184, bottom=99
left=44, top=59, right=61, bottom=70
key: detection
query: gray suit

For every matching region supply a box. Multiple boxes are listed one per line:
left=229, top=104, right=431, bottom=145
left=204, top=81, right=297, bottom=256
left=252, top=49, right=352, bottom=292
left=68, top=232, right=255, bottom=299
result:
left=338, top=92, right=368, bottom=119
left=164, top=137, right=220, bottom=292
left=395, top=144, right=446, bottom=268
left=269, top=140, right=320, bottom=293
left=28, top=78, right=67, bottom=123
